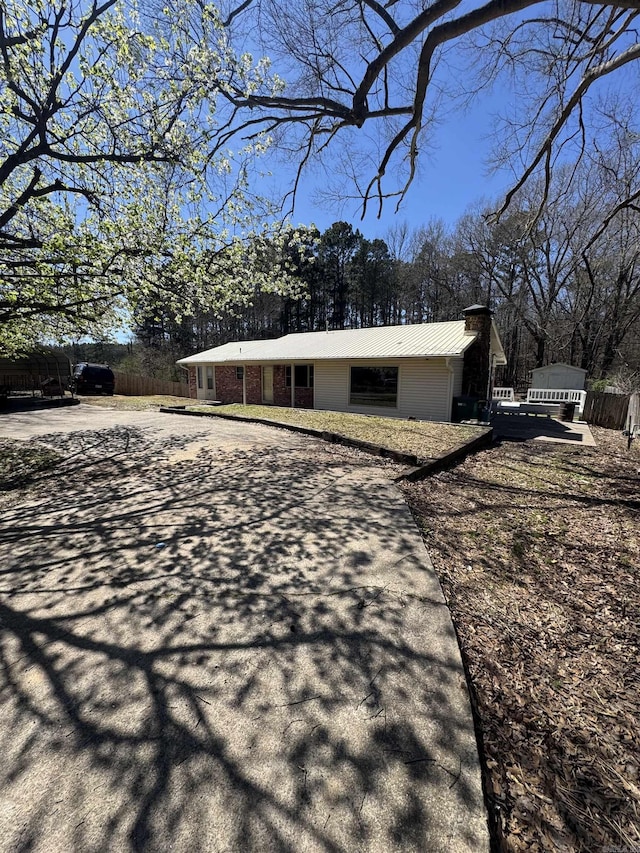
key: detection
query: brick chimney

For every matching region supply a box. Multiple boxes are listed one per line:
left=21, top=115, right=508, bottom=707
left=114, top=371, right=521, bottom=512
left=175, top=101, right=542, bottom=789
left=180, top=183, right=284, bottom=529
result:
left=462, top=304, right=493, bottom=399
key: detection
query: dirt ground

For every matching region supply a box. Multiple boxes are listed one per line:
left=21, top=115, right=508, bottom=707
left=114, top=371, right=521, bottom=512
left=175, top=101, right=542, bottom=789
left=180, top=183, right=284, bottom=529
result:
left=402, top=428, right=640, bottom=852
left=0, top=407, right=487, bottom=853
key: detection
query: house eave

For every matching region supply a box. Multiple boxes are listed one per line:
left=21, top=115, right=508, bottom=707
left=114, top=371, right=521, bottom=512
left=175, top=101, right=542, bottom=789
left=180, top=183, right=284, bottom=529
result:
left=177, top=351, right=471, bottom=366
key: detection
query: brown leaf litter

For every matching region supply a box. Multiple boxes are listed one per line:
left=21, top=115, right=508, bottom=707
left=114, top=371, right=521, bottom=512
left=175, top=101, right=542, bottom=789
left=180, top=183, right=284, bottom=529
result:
left=401, top=427, right=640, bottom=852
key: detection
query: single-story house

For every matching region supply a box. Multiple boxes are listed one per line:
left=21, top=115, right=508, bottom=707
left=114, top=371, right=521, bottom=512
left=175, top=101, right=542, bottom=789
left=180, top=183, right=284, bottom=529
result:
left=531, top=363, right=587, bottom=390
left=177, top=305, right=507, bottom=422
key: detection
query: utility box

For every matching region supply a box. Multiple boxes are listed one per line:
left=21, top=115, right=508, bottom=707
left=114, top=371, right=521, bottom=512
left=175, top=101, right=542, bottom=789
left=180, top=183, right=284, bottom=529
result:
left=452, top=396, right=483, bottom=422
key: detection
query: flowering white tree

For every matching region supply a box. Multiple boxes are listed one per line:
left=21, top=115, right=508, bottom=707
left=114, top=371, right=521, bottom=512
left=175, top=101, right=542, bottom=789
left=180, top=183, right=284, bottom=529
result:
left=0, top=0, right=307, bottom=354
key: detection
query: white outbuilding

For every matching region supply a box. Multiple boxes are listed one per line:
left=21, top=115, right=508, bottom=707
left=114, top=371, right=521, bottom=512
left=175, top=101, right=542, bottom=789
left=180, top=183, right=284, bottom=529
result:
left=530, top=363, right=587, bottom=390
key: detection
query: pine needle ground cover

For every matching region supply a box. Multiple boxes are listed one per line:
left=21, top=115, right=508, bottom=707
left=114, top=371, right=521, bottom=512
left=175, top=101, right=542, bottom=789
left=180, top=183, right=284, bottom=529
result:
left=402, top=428, right=640, bottom=852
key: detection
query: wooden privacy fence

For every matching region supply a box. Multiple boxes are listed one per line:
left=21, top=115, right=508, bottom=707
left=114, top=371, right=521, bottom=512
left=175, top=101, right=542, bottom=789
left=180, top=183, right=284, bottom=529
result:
left=583, top=391, right=630, bottom=430
left=112, top=371, right=191, bottom=398
left=627, top=393, right=640, bottom=437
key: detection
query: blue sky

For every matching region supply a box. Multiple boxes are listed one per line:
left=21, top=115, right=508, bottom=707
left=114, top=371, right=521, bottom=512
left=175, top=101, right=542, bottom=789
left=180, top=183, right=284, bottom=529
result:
left=265, top=93, right=512, bottom=241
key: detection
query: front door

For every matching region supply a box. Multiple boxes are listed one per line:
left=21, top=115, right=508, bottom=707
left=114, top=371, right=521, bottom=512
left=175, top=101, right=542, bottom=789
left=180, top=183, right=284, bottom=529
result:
left=262, top=366, right=274, bottom=404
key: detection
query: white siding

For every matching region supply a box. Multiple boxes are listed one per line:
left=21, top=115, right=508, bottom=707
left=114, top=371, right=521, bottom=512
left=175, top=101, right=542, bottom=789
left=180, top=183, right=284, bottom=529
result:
left=314, top=358, right=458, bottom=422
left=314, top=360, right=349, bottom=412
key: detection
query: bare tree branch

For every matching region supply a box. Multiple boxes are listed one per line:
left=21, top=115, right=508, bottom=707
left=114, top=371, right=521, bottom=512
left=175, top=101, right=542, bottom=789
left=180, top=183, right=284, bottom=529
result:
left=498, top=41, right=640, bottom=218
left=359, top=0, right=400, bottom=36
left=212, top=0, right=640, bottom=221
left=222, top=0, right=255, bottom=27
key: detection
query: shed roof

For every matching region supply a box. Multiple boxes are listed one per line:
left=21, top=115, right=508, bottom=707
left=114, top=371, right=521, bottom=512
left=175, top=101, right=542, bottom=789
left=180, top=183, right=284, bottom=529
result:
left=531, top=363, right=587, bottom=375
left=178, top=320, right=507, bottom=365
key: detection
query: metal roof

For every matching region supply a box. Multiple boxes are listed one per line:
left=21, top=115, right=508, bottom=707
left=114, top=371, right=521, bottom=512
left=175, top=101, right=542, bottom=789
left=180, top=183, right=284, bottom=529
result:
left=177, top=320, right=507, bottom=365
left=531, top=362, right=587, bottom=374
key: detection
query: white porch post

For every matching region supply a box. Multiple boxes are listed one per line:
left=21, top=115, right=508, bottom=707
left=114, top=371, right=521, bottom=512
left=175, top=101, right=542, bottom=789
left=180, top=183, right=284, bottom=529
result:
left=290, top=363, right=295, bottom=408
left=242, top=365, right=246, bottom=406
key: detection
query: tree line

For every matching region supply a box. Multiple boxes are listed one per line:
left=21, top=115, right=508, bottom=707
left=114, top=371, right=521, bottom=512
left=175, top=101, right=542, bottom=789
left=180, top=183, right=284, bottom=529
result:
left=132, top=179, right=640, bottom=390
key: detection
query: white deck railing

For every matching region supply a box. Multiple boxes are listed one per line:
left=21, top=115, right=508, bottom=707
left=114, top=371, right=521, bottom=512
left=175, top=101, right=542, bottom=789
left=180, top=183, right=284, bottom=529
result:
left=492, top=387, right=515, bottom=401
left=526, top=388, right=587, bottom=415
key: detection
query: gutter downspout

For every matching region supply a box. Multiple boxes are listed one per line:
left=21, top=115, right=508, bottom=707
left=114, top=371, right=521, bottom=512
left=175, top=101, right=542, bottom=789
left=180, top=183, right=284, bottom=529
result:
left=487, top=353, right=496, bottom=407
left=445, top=357, right=454, bottom=422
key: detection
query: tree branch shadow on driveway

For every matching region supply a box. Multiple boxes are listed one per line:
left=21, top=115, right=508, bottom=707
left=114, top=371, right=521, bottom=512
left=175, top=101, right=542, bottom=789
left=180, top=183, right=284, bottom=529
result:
left=0, top=427, right=485, bottom=852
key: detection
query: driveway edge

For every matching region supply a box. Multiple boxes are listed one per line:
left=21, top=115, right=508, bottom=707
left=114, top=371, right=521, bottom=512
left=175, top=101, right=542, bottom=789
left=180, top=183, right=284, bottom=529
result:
left=397, top=427, right=494, bottom=481
left=0, top=397, right=80, bottom=414
left=159, top=405, right=492, bottom=472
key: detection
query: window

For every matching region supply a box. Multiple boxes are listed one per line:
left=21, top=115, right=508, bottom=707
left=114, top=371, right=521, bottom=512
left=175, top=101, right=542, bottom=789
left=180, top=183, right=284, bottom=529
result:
left=197, top=366, right=203, bottom=389
left=206, top=366, right=214, bottom=391
left=285, top=365, right=314, bottom=388
left=350, top=366, right=398, bottom=408
left=236, top=366, right=244, bottom=380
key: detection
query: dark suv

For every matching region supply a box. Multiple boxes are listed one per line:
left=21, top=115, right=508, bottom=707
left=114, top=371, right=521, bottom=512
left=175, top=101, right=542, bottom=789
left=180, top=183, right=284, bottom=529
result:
left=70, top=363, right=115, bottom=395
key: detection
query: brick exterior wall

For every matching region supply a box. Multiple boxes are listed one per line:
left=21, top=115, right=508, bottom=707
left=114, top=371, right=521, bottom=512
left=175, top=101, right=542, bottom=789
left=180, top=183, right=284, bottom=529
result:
left=245, top=365, right=262, bottom=404
left=272, top=365, right=314, bottom=408
left=462, top=307, right=492, bottom=399
left=215, top=365, right=243, bottom=403
left=206, top=362, right=316, bottom=407
left=273, top=366, right=290, bottom=407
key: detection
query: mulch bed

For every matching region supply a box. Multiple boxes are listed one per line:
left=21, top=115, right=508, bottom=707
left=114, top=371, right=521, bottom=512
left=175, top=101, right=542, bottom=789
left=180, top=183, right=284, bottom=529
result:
left=401, top=428, right=640, bottom=852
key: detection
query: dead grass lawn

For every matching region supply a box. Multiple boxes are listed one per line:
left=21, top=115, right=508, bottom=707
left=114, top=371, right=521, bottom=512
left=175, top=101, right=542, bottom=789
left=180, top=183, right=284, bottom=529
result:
left=0, top=439, right=61, bottom=491
left=79, top=394, right=191, bottom=410
left=189, top=403, right=483, bottom=460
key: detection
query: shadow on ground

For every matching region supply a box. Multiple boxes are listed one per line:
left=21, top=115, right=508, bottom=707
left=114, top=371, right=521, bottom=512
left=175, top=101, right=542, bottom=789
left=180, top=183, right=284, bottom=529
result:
left=491, top=413, right=594, bottom=444
left=0, top=425, right=485, bottom=852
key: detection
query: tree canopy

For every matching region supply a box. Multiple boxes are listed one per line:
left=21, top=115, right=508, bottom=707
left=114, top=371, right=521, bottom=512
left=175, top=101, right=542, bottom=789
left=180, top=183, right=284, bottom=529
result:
left=0, top=0, right=308, bottom=355
left=130, top=199, right=639, bottom=386
left=2, top=0, right=639, bottom=368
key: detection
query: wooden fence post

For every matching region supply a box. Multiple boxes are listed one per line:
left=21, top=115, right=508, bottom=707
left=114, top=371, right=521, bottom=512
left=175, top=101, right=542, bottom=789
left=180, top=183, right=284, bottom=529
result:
left=626, top=393, right=640, bottom=449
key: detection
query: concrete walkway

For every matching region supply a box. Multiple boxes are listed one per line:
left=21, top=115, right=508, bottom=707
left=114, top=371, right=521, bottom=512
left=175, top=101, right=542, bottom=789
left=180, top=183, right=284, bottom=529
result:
left=492, top=412, right=596, bottom=445
left=0, top=406, right=488, bottom=852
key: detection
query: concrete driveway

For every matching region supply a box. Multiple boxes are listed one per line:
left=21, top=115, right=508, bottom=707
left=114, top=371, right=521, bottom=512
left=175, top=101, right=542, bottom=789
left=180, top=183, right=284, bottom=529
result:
left=0, top=405, right=487, bottom=852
